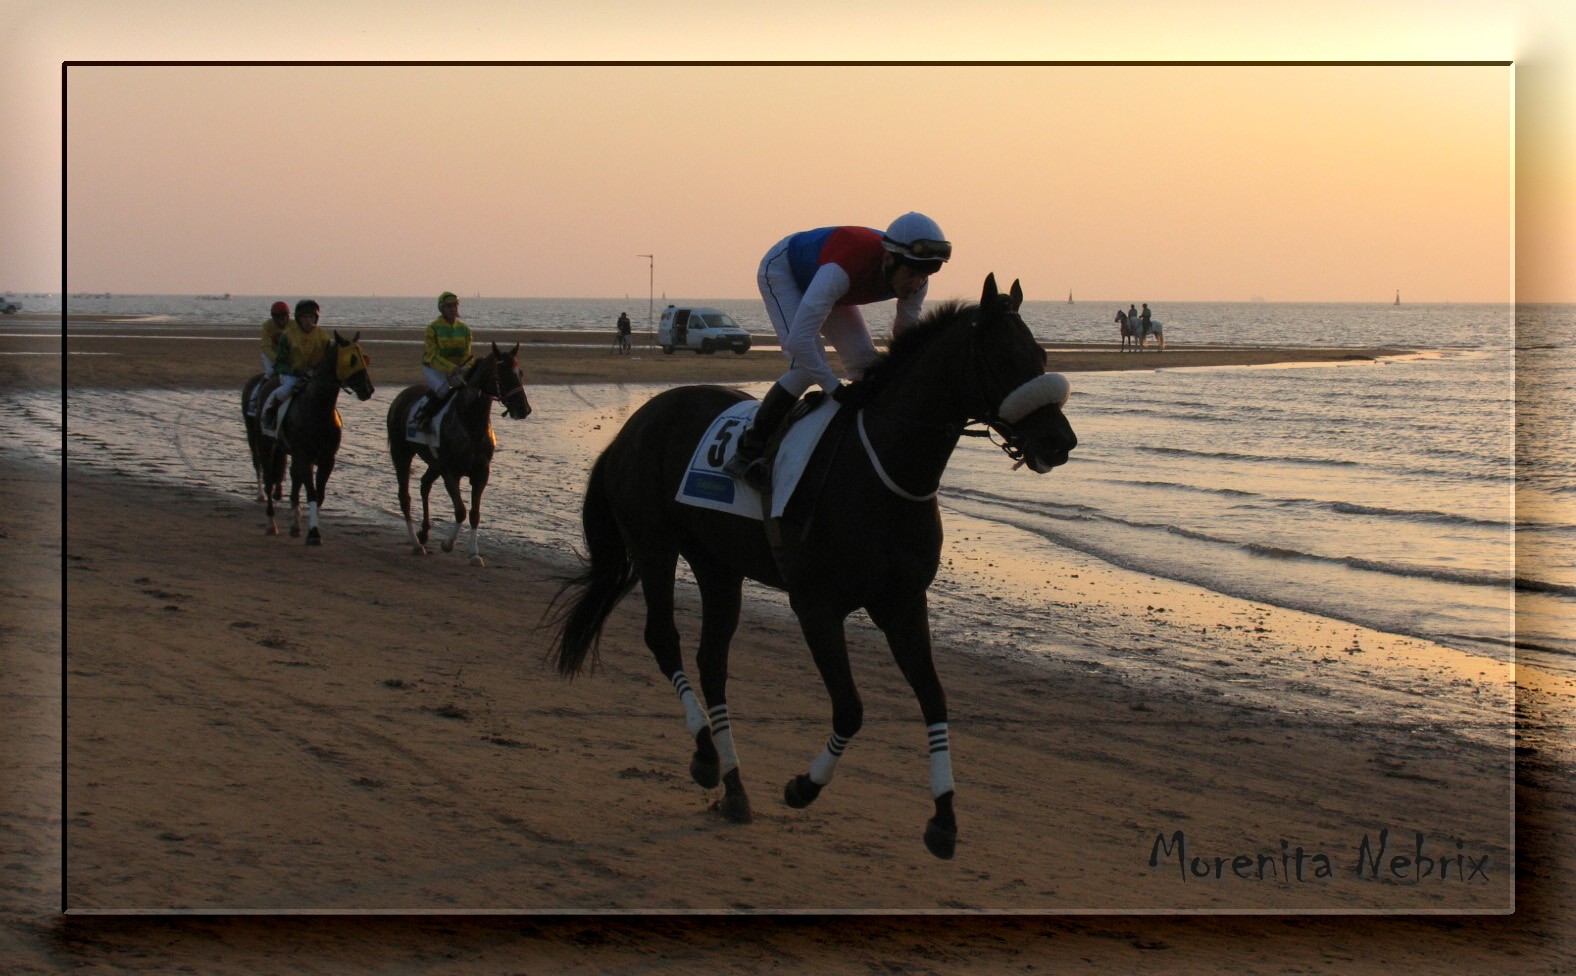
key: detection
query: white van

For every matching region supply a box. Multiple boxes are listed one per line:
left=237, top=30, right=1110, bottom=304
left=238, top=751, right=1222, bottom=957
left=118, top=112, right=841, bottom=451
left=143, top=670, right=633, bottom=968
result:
left=657, top=305, right=752, bottom=355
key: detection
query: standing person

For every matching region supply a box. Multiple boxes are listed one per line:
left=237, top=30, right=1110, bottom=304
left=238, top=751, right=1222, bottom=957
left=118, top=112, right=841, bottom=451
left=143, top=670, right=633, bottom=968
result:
left=723, top=212, right=951, bottom=487
left=615, top=311, right=632, bottom=354
left=1115, top=308, right=1131, bottom=351
left=411, top=291, right=475, bottom=429
left=260, top=300, right=330, bottom=427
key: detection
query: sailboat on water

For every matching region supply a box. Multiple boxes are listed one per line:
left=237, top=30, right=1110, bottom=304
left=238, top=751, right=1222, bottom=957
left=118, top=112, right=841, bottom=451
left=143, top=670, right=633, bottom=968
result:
left=1067, top=290, right=1073, bottom=304
left=1394, top=289, right=1400, bottom=306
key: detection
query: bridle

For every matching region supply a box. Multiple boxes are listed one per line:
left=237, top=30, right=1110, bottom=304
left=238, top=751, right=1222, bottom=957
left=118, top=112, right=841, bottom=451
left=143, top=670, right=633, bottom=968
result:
left=473, top=352, right=529, bottom=416
left=956, top=300, right=1046, bottom=468
left=855, top=300, right=1054, bottom=499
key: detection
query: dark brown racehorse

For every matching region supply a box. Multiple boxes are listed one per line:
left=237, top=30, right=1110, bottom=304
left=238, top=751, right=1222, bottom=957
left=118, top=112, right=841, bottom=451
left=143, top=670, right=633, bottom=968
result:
left=549, top=275, right=1077, bottom=859
left=246, top=331, right=374, bottom=543
left=385, top=343, right=531, bottom=566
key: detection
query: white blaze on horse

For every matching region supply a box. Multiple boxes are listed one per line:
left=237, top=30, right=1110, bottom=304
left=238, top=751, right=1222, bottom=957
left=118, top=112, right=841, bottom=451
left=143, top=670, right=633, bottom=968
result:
left=548, top=275, right=1077, bottom=860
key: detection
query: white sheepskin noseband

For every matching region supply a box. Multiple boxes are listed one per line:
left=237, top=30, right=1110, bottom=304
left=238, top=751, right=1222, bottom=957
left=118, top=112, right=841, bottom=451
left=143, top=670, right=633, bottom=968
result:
left=998, top=373, right=1070, bottom=423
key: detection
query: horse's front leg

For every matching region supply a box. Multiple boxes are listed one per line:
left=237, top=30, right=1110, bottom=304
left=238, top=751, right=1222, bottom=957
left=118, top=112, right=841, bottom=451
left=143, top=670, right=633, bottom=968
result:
left=783, top=599, right=862, bottom=816
left=462, top=468, right=488, bottom=566
left=305, top=455, right=334, bottom=546
left=439, top=472, right=466, bottom=554
left=868, top=591, right=956, bottom=860
left=288, top=463, right=306, bottom=538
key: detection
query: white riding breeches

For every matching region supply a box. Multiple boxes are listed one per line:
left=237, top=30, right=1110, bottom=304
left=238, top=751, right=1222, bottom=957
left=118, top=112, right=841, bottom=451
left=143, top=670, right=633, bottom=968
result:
left=758, top=239, right=881, bottom=398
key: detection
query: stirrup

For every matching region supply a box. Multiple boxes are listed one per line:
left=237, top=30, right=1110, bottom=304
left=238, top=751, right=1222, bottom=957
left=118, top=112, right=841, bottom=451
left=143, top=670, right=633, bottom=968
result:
left=724, top=453, right=770, bottom=490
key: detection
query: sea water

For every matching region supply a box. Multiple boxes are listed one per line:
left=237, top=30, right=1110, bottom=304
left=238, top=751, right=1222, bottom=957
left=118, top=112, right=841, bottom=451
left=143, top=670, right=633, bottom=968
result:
left=23, top=297, right=1573, bottom=694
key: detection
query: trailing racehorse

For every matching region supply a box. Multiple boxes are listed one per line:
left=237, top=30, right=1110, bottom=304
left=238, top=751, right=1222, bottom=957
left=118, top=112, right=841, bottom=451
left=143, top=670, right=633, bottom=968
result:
left=241, top=374, right=285, bottom=502
left=255, top=331, right=375, bottom=543
left=386, top=343, right=532, bottom=566
left=549, top=275, right=1077, bottom=859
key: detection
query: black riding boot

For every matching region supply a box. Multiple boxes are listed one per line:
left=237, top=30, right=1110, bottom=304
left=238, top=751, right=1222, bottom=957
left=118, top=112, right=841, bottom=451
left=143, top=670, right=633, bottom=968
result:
left=723, top=382, right=798, bottom=489
left=410, top=387, right=454, bottom=430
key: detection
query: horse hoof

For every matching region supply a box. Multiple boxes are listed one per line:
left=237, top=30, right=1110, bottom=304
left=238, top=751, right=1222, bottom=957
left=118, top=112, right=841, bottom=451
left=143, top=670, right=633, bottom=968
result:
left=307, top=532, right=322, bottom=547
left=783, top=774, right=822, bottom=809
left=924, top=817, right=958, bottom=860
left=469, top=555, right=485, bottom=567
left=411, top=545, right=428, bottom=556
left=716, top=791, right=753, bottom=824
left=441, top=541, right=455, bottom=553
left=689, top=754, right=720, bottom=790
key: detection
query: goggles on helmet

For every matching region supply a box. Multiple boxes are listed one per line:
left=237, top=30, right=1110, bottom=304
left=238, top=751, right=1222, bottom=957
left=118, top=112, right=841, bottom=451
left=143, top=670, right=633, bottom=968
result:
left=882, top=236, right=952, bottom=262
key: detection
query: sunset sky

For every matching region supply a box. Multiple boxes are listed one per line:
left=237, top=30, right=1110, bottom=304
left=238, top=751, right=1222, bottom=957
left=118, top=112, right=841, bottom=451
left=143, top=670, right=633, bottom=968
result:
left=7, top=2, right=1573, bottom=303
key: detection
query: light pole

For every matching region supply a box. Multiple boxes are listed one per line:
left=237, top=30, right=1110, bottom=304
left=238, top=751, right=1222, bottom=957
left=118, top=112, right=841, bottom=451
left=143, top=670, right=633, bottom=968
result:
left=637, top=254, right=654, bottom=348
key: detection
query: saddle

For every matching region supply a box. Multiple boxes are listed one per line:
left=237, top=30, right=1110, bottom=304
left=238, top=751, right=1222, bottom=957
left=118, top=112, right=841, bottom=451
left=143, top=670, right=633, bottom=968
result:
left=250, top=375, right=279, bottom=418
left=761, top=390, right=827, bottom=474
left=676, top=391, right=841, bottom=522
left=404, top=394, right=457, bottom=448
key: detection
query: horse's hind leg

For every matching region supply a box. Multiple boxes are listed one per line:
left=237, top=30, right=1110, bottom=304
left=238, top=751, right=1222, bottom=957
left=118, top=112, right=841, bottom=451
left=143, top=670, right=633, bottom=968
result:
left=868, top=592, right=956, bottom=860
left=393, top=448, right=427, bottom=555
left=634, top=550, right=722, bottom=795
left=690, top=552, right=750, bottom=823
left=417, top=466, right=441, bottom=547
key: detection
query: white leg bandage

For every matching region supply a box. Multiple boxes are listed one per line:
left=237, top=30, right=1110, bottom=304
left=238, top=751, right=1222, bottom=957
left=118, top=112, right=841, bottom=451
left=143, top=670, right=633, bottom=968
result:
left=708, top=703, right=740, bottom=776
left=928, top=722, right=954, bottom=798
left=670, top=672, right=708, bottom=738
left=808, top=731, right=852, bottom=786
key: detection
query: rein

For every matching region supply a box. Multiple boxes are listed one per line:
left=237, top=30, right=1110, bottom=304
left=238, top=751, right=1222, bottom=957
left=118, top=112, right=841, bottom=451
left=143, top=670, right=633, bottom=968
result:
left=862, top=303, right=1038, bottom=484
left=470, top=354, right=527, bottom=416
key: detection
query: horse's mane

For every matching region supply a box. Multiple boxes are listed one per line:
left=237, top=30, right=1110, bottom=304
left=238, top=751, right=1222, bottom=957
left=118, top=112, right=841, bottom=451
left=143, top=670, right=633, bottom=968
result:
left=841, top=299, right=977, bottom=405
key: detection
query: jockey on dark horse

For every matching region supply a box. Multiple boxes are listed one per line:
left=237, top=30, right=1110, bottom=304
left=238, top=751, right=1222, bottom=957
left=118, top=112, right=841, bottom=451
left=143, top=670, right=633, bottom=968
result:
left=409, top=291, right=475, bottom=432
left=259, top=299, right=329, bottom=428
left=723, top=212, right=951, bottom=489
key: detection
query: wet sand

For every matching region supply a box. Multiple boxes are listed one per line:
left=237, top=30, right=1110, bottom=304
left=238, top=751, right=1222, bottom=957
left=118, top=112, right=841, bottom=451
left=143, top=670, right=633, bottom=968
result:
left=2, top=322, right=1573, bottom=971
left=3, top=315, right=1406, bottom=390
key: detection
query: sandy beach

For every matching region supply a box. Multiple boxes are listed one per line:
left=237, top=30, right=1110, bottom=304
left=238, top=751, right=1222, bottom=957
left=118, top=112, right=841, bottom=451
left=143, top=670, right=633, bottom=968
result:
left=3, top=321, right=1573, bottom=970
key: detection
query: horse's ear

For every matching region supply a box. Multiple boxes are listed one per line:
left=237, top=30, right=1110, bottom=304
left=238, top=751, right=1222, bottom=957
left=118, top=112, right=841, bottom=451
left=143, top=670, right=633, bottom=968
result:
left=1009, top=279, right=1024, bottom=312
left=334, top=330, right=347, bottom=345
left=492, top=341, right=502, bottom=355
left=352, top=331, right=361, bottom=343
left=508, top=342, right=520, bottom=357
left=980, top=273, right=999, bottom=311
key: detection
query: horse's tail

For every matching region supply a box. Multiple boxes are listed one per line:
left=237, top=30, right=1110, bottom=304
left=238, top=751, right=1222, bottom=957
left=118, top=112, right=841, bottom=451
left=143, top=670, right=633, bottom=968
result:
left=547, top=453, right=638, bottom=678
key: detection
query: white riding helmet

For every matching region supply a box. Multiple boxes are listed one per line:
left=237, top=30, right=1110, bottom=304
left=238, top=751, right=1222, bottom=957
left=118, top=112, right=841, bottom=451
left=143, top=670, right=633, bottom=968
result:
left=881, top=212, right=952, bottom=263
